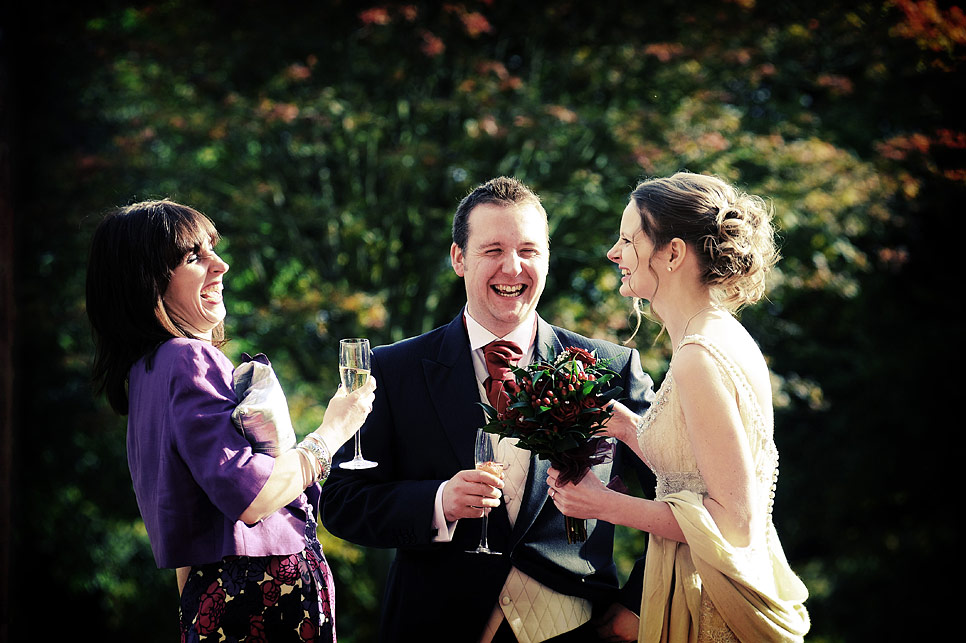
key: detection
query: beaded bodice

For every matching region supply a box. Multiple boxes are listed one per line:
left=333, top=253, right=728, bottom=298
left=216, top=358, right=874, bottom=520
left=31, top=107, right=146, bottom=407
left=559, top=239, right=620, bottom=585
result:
left=636, top=334, right=779, bottom=527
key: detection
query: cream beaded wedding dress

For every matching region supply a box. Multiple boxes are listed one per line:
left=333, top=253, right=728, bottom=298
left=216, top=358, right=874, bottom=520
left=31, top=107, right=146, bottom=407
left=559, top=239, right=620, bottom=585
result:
left=636, top=334, right=810, bottom=642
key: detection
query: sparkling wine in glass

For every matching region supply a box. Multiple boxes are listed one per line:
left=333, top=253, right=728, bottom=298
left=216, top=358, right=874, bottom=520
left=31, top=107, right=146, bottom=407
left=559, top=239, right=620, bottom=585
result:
left=466, top=428, right=506, bottom=555
left=338, top=338, right=378, bottom=470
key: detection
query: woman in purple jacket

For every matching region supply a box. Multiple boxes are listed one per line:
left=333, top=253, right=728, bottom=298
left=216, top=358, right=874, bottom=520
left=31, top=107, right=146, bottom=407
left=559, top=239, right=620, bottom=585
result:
left=86, top=199, right=376, bottom=642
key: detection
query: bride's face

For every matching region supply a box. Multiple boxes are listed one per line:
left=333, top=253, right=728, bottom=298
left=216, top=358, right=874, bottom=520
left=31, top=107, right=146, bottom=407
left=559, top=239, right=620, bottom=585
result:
left=606, top=201, right=662, bottom=301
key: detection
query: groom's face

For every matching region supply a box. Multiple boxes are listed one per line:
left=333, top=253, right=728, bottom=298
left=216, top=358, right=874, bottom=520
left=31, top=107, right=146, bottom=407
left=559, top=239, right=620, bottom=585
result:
left=450, top=202, right=549, bottom=337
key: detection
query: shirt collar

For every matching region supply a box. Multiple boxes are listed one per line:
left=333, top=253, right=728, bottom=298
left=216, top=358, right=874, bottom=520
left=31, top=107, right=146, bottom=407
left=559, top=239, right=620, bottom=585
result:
left=463, top=308, right=537, bottom=353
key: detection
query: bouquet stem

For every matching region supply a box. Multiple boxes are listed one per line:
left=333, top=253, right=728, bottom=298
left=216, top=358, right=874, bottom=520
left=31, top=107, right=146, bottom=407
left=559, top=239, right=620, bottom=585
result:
left=564, top=516, right=587, bottom=544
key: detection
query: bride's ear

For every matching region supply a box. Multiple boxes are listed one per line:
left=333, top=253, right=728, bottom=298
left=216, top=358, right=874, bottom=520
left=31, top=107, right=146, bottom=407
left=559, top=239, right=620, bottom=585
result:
left=451, top=243, right=465, bottom=277
left=667, top=238, right=687, bottom=271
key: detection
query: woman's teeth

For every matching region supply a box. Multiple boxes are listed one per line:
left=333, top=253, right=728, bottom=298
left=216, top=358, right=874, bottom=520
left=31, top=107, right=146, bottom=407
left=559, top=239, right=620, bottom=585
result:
left=200, top=285, right=222, bottom=302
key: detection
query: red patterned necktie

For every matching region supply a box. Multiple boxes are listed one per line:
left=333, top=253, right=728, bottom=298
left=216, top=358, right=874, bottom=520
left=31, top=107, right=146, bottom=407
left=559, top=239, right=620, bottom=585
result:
left=483, top=340, right=523, bottom=415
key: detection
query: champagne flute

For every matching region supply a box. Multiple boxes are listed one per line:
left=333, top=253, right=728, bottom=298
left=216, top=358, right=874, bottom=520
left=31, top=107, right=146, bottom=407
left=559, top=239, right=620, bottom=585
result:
left=338, top=338, right=378, bottom=470
left=466, top=428, right=506, bottom=555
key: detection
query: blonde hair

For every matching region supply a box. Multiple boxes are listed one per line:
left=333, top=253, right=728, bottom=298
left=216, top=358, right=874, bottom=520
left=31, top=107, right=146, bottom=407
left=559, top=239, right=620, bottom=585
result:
left=630, top=171, right=778, bottom=310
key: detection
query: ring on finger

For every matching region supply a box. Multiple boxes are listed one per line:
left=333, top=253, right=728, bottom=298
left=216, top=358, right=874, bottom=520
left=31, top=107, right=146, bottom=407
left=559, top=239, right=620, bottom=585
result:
left=549, top=489, right=556, bottom=499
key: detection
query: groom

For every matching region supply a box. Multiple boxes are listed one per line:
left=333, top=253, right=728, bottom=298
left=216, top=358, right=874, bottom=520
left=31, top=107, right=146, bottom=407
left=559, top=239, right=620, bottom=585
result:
left=319, top=177, right=655, bottom=643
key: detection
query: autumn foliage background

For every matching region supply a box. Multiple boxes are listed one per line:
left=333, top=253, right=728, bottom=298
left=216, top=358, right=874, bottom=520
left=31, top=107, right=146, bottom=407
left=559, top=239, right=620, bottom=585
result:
left=2, top=1, right=962, bottom=641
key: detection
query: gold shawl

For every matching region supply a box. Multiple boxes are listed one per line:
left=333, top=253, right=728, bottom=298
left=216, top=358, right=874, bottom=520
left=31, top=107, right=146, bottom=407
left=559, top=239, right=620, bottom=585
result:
left=639, top=491, right=810, bottom=643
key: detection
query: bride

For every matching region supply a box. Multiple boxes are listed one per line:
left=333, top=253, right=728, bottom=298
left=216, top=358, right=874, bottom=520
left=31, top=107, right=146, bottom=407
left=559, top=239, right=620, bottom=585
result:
left=546, top=172, right=810, bottom=642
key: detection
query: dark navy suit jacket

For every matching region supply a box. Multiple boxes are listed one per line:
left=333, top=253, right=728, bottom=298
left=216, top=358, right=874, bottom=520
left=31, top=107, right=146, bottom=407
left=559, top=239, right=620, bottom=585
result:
left=319, top=313, right=655, bottom=642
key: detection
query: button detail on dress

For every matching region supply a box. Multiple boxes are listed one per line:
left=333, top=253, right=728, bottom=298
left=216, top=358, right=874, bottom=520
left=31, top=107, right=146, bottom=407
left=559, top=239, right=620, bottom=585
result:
left=501, top=595, right=512, bottom=606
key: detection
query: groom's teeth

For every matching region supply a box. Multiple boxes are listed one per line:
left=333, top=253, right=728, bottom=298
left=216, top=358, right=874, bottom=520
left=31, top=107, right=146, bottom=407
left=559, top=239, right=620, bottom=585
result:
left=493, top=285, right=524, bottom=296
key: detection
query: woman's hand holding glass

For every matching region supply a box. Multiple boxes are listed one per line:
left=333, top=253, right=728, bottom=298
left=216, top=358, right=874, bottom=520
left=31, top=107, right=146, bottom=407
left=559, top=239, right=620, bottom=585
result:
left=312, top=375, right=377, bottom=455
left=242, top=373, right=376, bottom=525
left=338, top=338, right=379, bottom=469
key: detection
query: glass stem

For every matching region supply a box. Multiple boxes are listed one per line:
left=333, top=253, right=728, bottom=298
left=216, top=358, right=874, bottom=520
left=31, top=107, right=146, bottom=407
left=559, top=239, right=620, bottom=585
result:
left=480, top=513, right=489, bottom=548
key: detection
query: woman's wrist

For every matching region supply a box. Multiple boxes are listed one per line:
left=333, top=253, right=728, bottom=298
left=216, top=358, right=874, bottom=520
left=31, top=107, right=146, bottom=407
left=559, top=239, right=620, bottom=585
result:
left=297, top=432, right=332, bottom=484
left=306, top=428, right=331, bottom=454
left=315, top=416, right=351, bottom=452
left=598, top=486, right=631, bottom=527
left=294, top=447, right=319, bottom=487
left=610, top=415, right=639, bottom=445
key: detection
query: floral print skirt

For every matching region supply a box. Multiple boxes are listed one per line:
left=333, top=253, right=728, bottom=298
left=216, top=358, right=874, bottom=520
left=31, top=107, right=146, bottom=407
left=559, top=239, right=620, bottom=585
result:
left=179, top=509, right=335, bottom=642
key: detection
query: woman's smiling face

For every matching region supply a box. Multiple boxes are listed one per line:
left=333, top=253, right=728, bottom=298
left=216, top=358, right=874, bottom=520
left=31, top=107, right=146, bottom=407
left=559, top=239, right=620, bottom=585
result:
left=607, top=200, right=662, bottom=301
left=163, top=233, right=229, bottom=341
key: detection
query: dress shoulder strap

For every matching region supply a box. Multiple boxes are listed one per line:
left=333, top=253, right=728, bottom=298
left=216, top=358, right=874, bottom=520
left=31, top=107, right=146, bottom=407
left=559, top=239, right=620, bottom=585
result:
left=678, top=334, right=781, bottom=525
left=676, top=333, right=765, bottom=423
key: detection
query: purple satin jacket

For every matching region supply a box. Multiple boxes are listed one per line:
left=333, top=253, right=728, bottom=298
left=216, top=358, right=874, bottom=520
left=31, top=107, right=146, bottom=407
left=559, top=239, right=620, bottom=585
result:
left=127, top=338, right=311, bottom=568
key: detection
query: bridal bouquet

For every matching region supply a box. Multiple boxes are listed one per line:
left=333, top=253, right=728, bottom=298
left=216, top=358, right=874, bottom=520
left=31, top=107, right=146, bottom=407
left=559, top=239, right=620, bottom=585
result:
left=480, top=346, right=623, bottom=543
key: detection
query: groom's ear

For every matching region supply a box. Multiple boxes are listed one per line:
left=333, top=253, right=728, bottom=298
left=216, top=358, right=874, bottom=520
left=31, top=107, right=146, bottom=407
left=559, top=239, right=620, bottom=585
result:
left=451, top=243, right=465, bottom=277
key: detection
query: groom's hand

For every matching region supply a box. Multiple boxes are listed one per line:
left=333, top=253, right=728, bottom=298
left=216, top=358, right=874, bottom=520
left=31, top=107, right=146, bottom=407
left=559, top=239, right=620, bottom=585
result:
left=593, top=603, right=639, bottom=642
left=442, top=469, right=504, bottom=522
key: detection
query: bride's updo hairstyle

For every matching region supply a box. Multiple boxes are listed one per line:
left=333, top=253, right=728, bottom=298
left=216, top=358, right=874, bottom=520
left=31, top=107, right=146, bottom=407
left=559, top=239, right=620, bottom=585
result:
left=630, top=172, right=778, bottom=310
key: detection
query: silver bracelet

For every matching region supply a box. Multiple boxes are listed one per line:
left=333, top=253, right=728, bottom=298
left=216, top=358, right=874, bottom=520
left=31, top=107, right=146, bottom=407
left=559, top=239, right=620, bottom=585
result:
left=295, top=446, right=320, bottom=485
left=298, top=435, right=332, bottom=483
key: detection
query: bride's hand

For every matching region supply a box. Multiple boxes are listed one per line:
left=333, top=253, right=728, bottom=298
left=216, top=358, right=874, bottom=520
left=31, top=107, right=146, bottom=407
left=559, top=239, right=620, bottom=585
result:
left=602, top=400, right=641, bottom=445
left=546, top=467, right=612, bottom=520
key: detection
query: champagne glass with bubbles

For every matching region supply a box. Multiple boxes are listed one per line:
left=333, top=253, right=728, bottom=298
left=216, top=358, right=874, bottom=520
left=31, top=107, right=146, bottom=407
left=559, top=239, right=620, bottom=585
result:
left=338, top=338, right=378, bottom=470
left=466, top=428, right=506, bottom=554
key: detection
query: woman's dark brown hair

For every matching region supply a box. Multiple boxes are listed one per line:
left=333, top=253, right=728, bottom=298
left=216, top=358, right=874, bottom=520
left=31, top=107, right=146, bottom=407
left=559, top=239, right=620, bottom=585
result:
left=86, top=199, right=223, bottom=414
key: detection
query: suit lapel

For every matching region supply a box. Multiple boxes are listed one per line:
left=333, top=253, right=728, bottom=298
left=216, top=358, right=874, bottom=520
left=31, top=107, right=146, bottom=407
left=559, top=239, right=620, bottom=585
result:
left=423, top=313, right=486, bottom=471
left=509, top=317, right=566, bottom=545
left=533, top=317, right=565, bottom=362
left=424, top=313, right=514, bottom=540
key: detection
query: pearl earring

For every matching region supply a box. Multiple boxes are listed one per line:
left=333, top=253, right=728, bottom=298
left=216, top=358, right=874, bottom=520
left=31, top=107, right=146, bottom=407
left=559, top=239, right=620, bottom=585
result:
left=667, top=265, right=673, bottom=272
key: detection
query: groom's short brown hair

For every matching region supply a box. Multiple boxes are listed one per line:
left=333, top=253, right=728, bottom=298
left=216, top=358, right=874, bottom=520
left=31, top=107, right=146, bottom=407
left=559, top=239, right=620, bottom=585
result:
left=452, top=176, right=548, bottom=251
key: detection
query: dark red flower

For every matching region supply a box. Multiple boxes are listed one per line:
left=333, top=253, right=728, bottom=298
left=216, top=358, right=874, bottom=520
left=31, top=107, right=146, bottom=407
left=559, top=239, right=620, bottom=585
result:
left=196, top=581, right=226, bottom=635
left=581, top=394, right=604, bottom=409
left=299, top=617, right=317, bottom=641
left=249, top=615, right=268, bottom=643
left=262, top=579, right=281, bottom=606
left=359, top=7, right=390, bottom=25
left=550, top=400, right=581, bottom=425
left=267, top=554, right=301, bottom=584
left=564, top=346, right=596, bottom=366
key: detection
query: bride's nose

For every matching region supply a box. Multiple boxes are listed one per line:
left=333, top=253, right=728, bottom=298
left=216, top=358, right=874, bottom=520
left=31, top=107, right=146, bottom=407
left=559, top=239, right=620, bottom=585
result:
left=606, top=242, right=621, bottom=263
